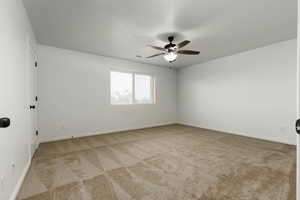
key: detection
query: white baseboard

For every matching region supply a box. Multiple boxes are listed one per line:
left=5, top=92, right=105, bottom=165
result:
left=40, top=122, right=177, bottom=143
left=178, top=122, right=296, bottom=145
left=9, top=159, right=31, bottom=200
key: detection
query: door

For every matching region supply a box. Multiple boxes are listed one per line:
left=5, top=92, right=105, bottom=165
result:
left=297, top=1, right=300, bottom=199
left=26, top=39, right=38, bottom=157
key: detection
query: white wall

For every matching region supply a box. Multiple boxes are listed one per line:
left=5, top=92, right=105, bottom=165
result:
left=178, top=39, right=297, bottom=145
left=0, top=0, right=36, bottom=200
left=38, top=45, right=177, bottom=142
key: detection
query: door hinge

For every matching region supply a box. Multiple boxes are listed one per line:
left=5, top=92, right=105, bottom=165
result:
left=296, top=119, right=300, bottom=134
left=35, top=62, right=38, bottom=67
left=36, top=130, right=39, bottom=136
left=35, top=96, right=38, bottom=101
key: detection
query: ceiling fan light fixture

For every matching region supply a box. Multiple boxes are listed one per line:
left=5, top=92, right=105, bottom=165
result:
left=163, top=52, right=177, bottom=63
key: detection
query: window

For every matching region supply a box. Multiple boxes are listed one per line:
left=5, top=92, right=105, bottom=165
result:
left=110, top=71, right=155, bottom=105
left=110, top=71, right=133, bottom=104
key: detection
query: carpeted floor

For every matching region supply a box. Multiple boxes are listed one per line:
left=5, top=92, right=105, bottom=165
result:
left=17, top=124, right=296, bottom=200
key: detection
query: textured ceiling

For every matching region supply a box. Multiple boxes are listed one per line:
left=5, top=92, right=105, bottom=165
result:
left=23, top=0, right=297, bottom=68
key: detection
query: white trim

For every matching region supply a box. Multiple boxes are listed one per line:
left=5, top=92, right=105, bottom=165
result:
left=179, top=122, right=296, bottom=146
left=132, top=73, right=135, bottom=104
left=109, top=68, right=155, bottom=77
left=40, top=122, right=177, bottom=143
left=152, top=76, right=157, bottom=104
left=297, top=0, right=300, bottom=199
left=9, top=159, right=31, bottom=200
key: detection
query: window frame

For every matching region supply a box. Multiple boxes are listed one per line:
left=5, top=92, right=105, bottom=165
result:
left=110, top=70, right=156, bottom=105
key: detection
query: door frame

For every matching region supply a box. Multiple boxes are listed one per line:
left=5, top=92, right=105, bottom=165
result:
left=297, top=0, right=300, bottom=198
left=26, top=37, right=39, bottom=158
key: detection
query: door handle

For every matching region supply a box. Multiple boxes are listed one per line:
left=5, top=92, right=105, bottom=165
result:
left=0, top=118, right=10, bottom=128
left=29, top=105, right=36, bottom=110
left=296, top=119, right=300, bottom=134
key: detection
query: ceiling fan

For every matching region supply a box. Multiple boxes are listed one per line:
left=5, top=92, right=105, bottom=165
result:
left=146, top=36, right=200, bottom=63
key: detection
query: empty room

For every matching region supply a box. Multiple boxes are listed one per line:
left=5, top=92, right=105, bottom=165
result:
left=1, top=0, right=299, bottom=199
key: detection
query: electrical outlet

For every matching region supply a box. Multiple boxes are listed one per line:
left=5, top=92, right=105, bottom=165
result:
left=0, top=176, right=4, bottom=192
left=11, top=162, right=16, bottom=175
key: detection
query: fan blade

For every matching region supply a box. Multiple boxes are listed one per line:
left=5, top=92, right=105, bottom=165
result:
left=148, top=45, right=165, bottom=51
left=177, top=40, right=191, bottom=48
left=177, top=50, right=200, bottom=55
left=146, top=53, right=164, bottom=58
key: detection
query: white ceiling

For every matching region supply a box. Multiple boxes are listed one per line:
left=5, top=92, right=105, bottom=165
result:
left=23, top=0, right=297, bottom=68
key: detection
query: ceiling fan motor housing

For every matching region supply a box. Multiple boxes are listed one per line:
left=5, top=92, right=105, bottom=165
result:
left=164, top=36, right=176, bottom=49
left=165, top=43, right=176, bottom=49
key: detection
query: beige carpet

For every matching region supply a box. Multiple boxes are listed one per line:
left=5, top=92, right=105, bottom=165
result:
left=17, top=124, right=296, bottom=200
